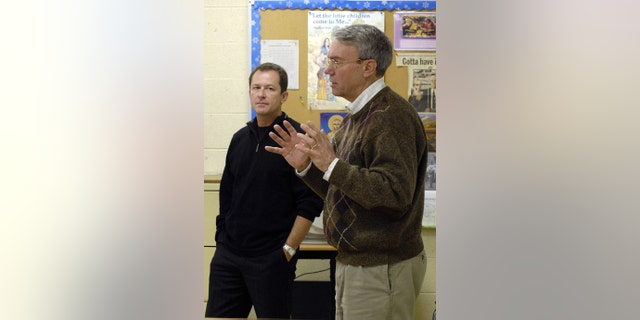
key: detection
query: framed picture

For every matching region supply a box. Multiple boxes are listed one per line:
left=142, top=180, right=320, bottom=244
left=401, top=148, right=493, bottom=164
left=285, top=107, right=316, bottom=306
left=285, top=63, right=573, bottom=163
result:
left=393, top=11, right=436, bottom=51
left=409, top=67, right=436, bottom=113
left=320, top=112, right=348, bottom=142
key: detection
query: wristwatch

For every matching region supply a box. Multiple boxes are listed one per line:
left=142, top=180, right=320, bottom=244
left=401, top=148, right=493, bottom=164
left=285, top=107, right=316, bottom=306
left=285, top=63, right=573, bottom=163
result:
left=283, top=243, right=296, bottom=256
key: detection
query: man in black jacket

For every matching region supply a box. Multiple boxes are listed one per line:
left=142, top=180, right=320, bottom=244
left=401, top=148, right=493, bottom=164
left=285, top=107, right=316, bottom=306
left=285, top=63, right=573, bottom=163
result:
left=205, top=63, right=323, bottom=319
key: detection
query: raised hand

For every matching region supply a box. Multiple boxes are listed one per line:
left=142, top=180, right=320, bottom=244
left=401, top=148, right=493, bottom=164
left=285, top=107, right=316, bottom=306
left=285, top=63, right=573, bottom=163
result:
left=298, top=121, right=336, bottom=172
left=265, top=120, right=312, bottom=171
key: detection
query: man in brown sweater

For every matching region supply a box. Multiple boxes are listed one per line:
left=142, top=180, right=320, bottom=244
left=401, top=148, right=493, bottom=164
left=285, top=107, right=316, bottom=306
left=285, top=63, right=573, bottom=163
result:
left=266, top=24, right=427, bottom=319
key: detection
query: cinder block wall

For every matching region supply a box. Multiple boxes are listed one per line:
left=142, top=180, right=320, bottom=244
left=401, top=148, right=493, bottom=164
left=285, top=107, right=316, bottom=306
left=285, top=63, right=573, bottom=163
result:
left=204, top=0, right=250, bottom=176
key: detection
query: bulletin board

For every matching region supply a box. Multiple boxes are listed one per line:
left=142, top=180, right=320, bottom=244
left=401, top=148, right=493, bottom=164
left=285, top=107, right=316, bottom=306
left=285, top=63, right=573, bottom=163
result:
left=250, top=0, right=436, bottom=126
left=250, top=0, right=437, bottom=228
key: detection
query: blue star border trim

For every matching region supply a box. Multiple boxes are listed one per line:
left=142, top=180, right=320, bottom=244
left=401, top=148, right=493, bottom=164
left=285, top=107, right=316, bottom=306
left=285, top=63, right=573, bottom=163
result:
left=250, top=1, right=436, bottom=70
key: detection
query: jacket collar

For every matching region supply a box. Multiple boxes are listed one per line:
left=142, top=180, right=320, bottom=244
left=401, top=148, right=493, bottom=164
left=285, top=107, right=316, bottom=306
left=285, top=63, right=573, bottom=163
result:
left=248, top=112, right=289, bottom=131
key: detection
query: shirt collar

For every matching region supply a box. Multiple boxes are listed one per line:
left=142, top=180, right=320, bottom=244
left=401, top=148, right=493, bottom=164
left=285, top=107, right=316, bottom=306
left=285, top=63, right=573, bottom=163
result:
left=345, top=78, right=386, bottom=115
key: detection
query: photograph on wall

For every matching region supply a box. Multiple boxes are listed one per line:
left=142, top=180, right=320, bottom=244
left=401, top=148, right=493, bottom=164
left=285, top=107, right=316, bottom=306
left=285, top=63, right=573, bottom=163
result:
left=393, top=11, right=436, bottom=50
left=420, top=112, right=436, bottom=227
left=409, top=66, right=436, bottom=113
left=420, top=113, right=436, bottom=178
left=320, top=112, right=348, bottom=142
left=308, top=11, right=384, bottom=110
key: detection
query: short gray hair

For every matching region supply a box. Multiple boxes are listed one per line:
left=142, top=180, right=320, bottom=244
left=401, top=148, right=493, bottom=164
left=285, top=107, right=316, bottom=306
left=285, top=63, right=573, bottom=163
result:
left=332, top=24, right=393, bottom=77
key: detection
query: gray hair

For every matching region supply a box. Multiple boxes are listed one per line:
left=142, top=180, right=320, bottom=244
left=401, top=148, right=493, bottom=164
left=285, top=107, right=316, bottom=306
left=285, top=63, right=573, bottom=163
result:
left=332, top=24, right=393, bottom=77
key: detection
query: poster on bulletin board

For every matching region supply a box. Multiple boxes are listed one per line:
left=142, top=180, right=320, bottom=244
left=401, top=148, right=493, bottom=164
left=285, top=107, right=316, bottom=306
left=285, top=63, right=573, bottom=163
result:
left=319, top=112, right=348, bottom=142
left=393, top=11, right=436, bottom=51
left=307, top=11, right=384, bottom=110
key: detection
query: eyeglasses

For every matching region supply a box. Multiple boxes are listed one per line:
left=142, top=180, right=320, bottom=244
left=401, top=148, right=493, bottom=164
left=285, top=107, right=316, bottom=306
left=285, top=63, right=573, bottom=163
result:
left=326, top=58, right=363, bottom=68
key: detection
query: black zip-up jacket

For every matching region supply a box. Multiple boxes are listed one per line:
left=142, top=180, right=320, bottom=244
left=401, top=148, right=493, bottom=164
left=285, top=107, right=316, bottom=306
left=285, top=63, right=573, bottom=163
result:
left=216, top=112, right=323, bottom=256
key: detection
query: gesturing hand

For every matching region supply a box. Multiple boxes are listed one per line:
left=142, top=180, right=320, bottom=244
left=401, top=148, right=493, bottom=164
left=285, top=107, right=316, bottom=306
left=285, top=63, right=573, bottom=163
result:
left=265, top=120, right=311, bottom=171
left=298, top=121, right=336, bottom=173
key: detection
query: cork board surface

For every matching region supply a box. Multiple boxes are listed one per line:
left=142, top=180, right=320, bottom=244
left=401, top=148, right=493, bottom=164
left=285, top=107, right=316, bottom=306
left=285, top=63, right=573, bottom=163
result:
left=259, top=9, right=414, bottom=127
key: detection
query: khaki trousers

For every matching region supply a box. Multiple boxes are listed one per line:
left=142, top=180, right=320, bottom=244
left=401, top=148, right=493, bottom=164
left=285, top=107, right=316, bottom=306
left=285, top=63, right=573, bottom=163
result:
left=335, top=250, right=426, bottom=320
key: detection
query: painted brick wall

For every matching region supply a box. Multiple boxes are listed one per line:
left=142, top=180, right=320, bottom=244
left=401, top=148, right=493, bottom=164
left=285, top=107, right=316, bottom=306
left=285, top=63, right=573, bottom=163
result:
left=204, top=0, right=250, bottom=175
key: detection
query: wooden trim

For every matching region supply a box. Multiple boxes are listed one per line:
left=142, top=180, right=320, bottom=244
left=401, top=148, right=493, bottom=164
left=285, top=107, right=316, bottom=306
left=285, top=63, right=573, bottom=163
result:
left=299, top=243, right=336, bottom=251
left=204, top=174, right=222, bottom=184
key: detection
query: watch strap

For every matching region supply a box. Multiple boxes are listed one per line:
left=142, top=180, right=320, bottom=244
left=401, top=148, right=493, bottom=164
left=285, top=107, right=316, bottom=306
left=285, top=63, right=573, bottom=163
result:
left=283, top=243, right=296, bottom=256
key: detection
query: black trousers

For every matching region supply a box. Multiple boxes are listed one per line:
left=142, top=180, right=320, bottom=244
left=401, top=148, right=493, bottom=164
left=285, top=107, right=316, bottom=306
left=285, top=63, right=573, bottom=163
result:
left=205, top=245, right=298, bottom=319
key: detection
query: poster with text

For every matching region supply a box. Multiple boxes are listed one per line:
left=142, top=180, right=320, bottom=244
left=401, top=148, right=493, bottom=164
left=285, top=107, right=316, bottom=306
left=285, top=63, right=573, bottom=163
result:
left=409, top=66, right=436, bottom=113
left=308, top=11, right=384, bottom=110
left=396, top=53, right=436, bottom=113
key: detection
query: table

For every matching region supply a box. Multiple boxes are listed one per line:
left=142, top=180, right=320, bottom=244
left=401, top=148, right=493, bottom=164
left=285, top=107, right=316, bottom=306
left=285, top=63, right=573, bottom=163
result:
left=298, top=243, right=337, bottom=283
left=294, top=243, right=337, bottom=320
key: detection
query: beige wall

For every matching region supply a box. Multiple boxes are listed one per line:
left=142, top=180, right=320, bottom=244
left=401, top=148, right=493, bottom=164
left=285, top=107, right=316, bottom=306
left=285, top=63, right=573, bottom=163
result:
left=204, top=1, right=435, bottom=319
left=204, top=0, right=251, bottom=175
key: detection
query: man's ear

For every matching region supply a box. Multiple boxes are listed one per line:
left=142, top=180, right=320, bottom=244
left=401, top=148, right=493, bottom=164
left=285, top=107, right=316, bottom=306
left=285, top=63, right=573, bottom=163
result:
left=362, top=59, right=378, bottom=77
left=281, top=91, right=289, bottom=102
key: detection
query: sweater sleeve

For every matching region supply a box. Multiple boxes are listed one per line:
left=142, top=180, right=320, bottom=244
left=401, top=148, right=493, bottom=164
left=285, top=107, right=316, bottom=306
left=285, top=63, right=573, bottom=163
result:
left=300, top=163, right=330, bottom=200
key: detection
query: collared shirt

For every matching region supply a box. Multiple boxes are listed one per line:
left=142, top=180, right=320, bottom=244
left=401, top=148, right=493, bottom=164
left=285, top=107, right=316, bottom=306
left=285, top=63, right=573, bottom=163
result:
left=345, top=77, right=386, bottom=115
left=298, top=78, right=387, bottom=179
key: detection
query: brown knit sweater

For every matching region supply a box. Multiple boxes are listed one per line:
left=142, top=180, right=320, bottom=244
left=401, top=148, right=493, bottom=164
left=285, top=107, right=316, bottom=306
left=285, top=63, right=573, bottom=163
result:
left=303, top=87, right=428, bottom=266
